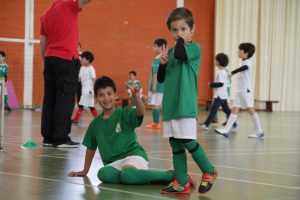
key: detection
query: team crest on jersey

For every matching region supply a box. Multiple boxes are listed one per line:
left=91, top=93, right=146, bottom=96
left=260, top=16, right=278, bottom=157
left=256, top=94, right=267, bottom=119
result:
left=115, top=122, right=121, bottom=133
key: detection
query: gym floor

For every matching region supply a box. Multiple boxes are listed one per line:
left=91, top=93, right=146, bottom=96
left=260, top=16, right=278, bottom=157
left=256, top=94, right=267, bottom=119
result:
left=0, top=109, right=299, bottom=200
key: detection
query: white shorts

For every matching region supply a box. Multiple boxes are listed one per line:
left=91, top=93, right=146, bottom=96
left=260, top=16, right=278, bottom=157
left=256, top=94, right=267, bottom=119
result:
left=234, top=92, right=254, bottom=108
left=79, top=91, right=95, bottom=107
left=148, top=92, right=163, bottom=106
left=163, top=118, right=197, bottom=139
left=107, top=156, right=149, bottom=171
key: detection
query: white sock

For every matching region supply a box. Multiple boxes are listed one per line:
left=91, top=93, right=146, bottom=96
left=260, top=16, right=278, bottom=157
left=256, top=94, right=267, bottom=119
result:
left=224, top=114, right=237, bottom=131
left=251, top=113, right=263, bottom=133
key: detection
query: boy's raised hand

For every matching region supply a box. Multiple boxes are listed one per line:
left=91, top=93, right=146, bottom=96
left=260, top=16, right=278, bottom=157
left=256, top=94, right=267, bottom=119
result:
left=160, top=44, right=169, bottom=65
left=125, top=81, right=140, bottom=98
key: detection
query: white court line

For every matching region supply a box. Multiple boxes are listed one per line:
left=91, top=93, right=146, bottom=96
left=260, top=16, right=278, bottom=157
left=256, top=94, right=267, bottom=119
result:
left=148, top=157, right=300, bottom=178
left=146, top=147, right=300, bottom=153
left=39, top=154, right=300, bottom=178
left=149, top=167, right=300, bottom=190
left=150, top=151, right=300, bottom=157
left=0, top=171, right=173, bottom=200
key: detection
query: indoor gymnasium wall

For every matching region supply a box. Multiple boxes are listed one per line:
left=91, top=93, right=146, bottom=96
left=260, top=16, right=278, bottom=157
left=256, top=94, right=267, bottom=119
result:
left=0, top=0, right=25, bottom=105
left=2, top=0, right=215, bottom=106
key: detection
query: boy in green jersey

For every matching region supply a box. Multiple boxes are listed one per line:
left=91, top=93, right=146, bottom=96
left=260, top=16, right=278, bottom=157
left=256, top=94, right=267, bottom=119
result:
left=146, top=38, right=167, bottom=129
left=157, top=8, right=217, bottom=195
left=127, top=71, right=142, bottom=107
left=0, top=51, right=12, bottom=111
left=68, top=76, right=196, bottom=186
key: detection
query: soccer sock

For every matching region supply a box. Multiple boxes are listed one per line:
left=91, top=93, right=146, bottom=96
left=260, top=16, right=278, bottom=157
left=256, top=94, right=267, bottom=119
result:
left=153, top=109, right=160, bottom=123
left=251, top=112, right=263, bottom=133
left=4, top=95, right=8, bottom=107
left=224, top=114, right=237, bottom=131
left=169, top=139, right=188, bottom=185
left=183, top=140, right=214, bottom=174
left=97, top=166, right=121, bottom=183
left=120, top=167, right=174, bottom=184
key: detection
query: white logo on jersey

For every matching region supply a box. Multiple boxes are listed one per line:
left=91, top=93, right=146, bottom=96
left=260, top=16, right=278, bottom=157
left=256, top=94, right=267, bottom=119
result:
left=115, top=123, right=121, bottom=133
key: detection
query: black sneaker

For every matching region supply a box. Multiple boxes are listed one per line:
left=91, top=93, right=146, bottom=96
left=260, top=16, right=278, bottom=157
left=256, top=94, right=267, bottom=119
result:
left=43, top=143, right=53, bottom=147
left=54, top=140, right=80, bottom=148
left=5, top=106, right=12, bottom=111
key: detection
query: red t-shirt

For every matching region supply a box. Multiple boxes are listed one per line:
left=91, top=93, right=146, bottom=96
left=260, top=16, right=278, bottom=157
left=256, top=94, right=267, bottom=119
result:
left=40, top=0, right=81, bottom=60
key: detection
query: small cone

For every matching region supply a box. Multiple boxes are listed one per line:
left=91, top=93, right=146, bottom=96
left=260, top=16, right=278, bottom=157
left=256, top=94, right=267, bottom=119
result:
left=22, top=140, right=38, bottom=148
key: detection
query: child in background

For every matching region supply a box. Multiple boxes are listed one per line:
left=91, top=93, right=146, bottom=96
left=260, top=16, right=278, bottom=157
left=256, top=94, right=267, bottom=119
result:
left=0, top=51, right=12, bottom=111
left=215, top=43, right=264, bottom=138
left=145, top=38, right=167, bottom=129
left=157, top=8, right=217, bottom=194
left=72, top=51, right=97, bottom=123
left=198, top=53, right=237, bottom=130
left=127, top=71, right=142, bottom=107
left=68, top=76, right=197, bottom=187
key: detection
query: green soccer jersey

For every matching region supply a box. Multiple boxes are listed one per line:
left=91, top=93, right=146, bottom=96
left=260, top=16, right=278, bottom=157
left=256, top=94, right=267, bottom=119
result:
left=128, top=80, right=142, bottom=89
left=0, top=63, right=8, bottom=77
left=82, top=107, right=148, bottom=165
left=149, top=55, right=164, bottom=93
left=162, top=41, right=201, bottom=121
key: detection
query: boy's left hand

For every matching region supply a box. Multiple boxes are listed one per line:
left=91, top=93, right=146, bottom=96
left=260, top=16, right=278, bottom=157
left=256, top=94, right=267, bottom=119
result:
left=181, top=31, right=193, bottom=44
left=125, top=82, right=140, bottom=98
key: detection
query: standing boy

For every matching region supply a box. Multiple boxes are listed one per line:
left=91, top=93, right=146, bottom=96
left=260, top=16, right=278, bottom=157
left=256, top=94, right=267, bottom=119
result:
left=158, top=8, right=217, bottom=194
left=0, top=51, right=12, bottom=111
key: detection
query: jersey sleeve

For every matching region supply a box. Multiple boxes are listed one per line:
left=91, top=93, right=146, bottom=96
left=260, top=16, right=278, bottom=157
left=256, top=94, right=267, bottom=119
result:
left=184, top=42, right=201, bottom=62
left=64, top=0, right=81, bottom=14
left=90, top=66, right=96, bottom=79
left=40, top=16, right=46, bottom=35
left=152, top=58, right=160, bottom=74
left=122, top=107, right=143, bottom=129
left=82, top=121, right=98, bottom=150
left=4, top=64, right=8, bottom=75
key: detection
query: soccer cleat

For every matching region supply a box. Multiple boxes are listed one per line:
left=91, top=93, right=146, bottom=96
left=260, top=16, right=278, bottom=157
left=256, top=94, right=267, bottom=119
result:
left=187, top=174, right=196, bottom=188
left=160, top=180, right=191, bottom=194
left=198, top=170, right=218, bottom=194
left=145, top=123, right=161, bottom=129
left=198, top=123, right=209, bottom=130
left=248, top=132, right=264, bottom=138
left=215, top=128, right=230, bottom=137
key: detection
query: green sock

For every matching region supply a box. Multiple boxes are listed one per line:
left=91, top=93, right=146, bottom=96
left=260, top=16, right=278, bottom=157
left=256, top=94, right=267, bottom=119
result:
left=120, top=167, right=174, bottom=184
left=152, top=109, right=160, bottom=123
left=183, top=140, right=214, bottom=174
left=4, top=95, right=8, bottom=107
left=169, top=139, right=188, bottom=185
left=97, top=166, right=121, bottom=184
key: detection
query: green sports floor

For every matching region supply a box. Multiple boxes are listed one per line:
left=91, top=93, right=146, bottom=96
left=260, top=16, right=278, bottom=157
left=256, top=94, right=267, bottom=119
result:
left=0, top=109, right=299, bottom=200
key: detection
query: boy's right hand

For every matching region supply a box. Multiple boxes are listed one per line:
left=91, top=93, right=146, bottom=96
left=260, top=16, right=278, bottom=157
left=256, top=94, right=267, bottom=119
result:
left=160, top=44, right=168, bottom=64
left=68, top=170, right=88, bottom=177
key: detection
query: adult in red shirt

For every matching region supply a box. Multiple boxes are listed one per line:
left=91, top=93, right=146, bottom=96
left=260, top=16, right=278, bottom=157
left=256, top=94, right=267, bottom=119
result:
left=40, top=0, right=92, bottom=148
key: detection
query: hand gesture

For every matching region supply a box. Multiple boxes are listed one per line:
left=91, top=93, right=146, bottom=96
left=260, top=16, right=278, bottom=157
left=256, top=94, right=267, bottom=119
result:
left=68, top=170, right=87, bottom=177
left=160, top=44, right=169, bottom=65
left=180, top=30, right=194, bottom=44
left=125, top=82, right=140, bottom=98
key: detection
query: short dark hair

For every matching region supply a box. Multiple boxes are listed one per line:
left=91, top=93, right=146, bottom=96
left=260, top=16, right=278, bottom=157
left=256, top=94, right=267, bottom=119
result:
left=239, top=43, right=255, bottom=58
left=94, top=76, right=117, bottom=94
left=153, top=38, right=167, bottom=47
left=215, top=53, right=229, bottom=67
left=0, top=51, right=6, bottom=57
left=129, top=71, right=136, bottom=76
left=81, top=51, right=94, bottom=63
left=166, top=7, right=194, bottom=30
